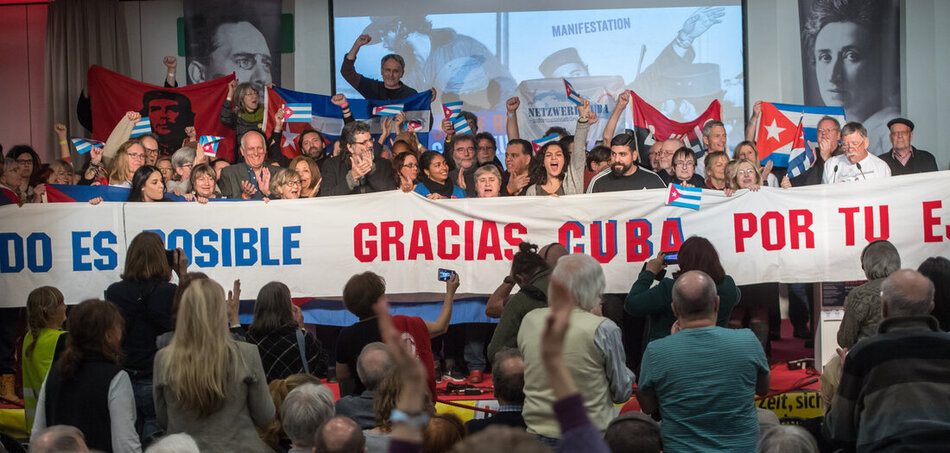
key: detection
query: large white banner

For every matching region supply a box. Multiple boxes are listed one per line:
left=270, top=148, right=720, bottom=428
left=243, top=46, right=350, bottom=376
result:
left=2, top=172, right=949, bottom=307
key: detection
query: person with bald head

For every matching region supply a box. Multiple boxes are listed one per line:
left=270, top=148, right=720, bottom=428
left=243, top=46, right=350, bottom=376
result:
left=217, top=131, right=281, bottom=199
left=30, top=425, right=90, bottom=453
left=825, top=269, right=950, bottom=451
left=314, top=416, right=366, bottom=453
left=637, top=270, right=770, bottom=452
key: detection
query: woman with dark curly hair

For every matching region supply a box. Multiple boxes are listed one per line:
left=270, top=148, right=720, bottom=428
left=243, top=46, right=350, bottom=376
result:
left=392, top=150, right=419, bottom=193
left=414, top=151, right=466, bottom=199
left=486, top=242, right=552, bottom=359
left=127, top=165, right=168, bottom=202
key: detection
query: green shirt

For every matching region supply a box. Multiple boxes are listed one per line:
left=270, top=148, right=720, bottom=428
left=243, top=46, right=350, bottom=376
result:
left=487, top=271, right=550, bottom=360
left=624, top=270, right=741, bottom=343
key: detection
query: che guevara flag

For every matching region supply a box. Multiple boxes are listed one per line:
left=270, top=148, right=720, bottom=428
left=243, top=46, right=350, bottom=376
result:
left=629, top=90, right=721, bottom=171
left=87, top=65, right=237, bottom=161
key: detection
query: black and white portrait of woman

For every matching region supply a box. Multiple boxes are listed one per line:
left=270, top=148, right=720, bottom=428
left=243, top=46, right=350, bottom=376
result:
left=800, top=0, right=900, bottom=155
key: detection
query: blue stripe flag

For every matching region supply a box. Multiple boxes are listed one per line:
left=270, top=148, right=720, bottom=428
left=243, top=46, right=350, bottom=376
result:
left=130, top=118, right=151, bottom=138
left=283, top=103, right=313, bottom=122
left=70, top=138, right=104, bottom=154
left=563, top=79, right=585, bottom=106
left=666, top=184, right=702, bottom=210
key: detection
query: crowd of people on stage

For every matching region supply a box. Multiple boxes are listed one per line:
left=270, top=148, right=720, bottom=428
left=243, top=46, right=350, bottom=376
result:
left=2, top=29, right=950, bottom=453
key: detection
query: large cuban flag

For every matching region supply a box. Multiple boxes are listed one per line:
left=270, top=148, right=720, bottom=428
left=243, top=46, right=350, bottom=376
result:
left=755, top=102, right=846, bottom=168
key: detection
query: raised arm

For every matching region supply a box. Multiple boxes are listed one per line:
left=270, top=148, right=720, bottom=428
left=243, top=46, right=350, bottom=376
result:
left=746, top=101, right=761, bottom=142
left=425, top=273, right=459, bottom=337
left=565, top=99, right=597, bottom=194
left=602, top=91, right=629, bottom=144
left=485, top=277, right=515, bottom=318
left=54, top=123, right=70, bottom=161
left=163, top=56, right=178, bottom=88
left=341, top=34, right=371, bottom=89
left=505, top=96, right=521, bottom=140
left=102, top=111, right=138, bottom=162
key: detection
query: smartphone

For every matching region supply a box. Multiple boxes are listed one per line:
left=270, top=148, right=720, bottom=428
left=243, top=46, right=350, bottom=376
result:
left=437, top=268, right=456, bottom=281
left=662, top=253, right=679, bottom=265
left=165, top=249, right=177, bottom=267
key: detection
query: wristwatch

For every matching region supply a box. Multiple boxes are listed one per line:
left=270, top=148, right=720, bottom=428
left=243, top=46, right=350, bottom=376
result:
left=390, top=409, right=429, bottom=427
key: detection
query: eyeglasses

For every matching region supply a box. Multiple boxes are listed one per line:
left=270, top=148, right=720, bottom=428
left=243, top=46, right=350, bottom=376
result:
left=16, top=159, right=33, bottom=165
left=354, top=139, right=373, bottom=147
left=402, top=163, right=418, bottom=168
left=158, top=168, right=173, bottom=174
left=674, top=161, right=695, bottom=168
left=286, top=180, right=301, bottom=187
left=817, top=128, right=838, bottom=134
left=737, top=169, right=756, bottom=176
left=128, top=153, right=145, bottom=160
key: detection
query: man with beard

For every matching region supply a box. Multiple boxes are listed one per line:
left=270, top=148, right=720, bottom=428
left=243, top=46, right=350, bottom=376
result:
left=588, top=134, right=665, bottom=193
left=139, top=91, right=196, bottom=157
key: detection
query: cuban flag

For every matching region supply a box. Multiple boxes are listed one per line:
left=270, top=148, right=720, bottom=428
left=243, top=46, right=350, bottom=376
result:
left=563, top=79, right=585, bottom=106
left=531, top=133, right=560, bottom=154
left=130, top=118, right=151, bottom=138
left=266, top=86, right=433, bottom=160
left=405, top=120, right=424, bottom=132
left=442, top=101, right=463, bottom=118
left=283, top=103, right=313, bottom=123
left=199, top=135, right=225, bottom=157
left=373, top=104, right=404, bottom=117
left=70, top=138, right=104, bottom=154
left=666, top=184, right=701, bottom=210
left=451, top=115, right=472, bottom=134
left=755, top=102, right=846, bottom=168
left=786, top=121, right=814, bottom=178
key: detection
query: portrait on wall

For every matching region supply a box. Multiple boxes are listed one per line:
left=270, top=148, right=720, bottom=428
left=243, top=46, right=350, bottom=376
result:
left=183, top=0, right=283, bottom=95
left=799, top=0, right=900, bottom=155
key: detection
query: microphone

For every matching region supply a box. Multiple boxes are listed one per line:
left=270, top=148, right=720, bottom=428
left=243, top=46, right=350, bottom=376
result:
left=831, top=164, right=839, bottom=183
left=856, top=162, right=866, bottom=180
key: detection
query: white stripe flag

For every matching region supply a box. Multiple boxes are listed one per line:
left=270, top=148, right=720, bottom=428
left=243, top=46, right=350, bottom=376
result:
left=70, top=138, right=104, bottom=154
left=442, top=101, right=463, bottom=118
left=283, top=104, right=313, bottom=123
left=563, top=79, right=585, bottom=106
left=531, top=133, right=560, bottom=154
left=198, top=135, right=225, bottom=157
left=666, top=184, right=702, bottom=210
left=130, top=118, right=151, bottom=138
left=451, top=115, right=471, bottom=134
left=373, top=104, right=404, bottom=117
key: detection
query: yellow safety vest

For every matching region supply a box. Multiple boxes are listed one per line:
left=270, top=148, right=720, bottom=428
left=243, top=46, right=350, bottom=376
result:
left=22, top=328, right=65, bottom=433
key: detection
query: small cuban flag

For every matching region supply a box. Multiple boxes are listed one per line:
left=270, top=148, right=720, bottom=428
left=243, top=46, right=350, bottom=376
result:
left=70, top=137, right=104, bottom=154
left=405, top=120, right=424, bottom=132
left=283, top=103, right=313, bottom=123
left=130, top=118, right=151, bottom=138
left=198, top=135, right=225, bottom=157
left=450, top=115, right=471, bottom=134
left=666, top=184, right=702, bottom=210
left=531, top=133, right=560, bottom=154
left=373, top=104, right=404, bottom=117
left=563, top=79, right=585, bottom=106
left=442, top=100, right=463, bottom=118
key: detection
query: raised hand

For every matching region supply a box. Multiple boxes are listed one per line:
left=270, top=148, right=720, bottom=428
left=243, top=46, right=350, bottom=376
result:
left=393, top=112, right=406, bottom=131
left=54, top=123, right=68, bottom=138
left=353, top=34, right=371, bottom=48
left=331, top=94, right=348, bottom=107
left=126, top=111, right=142, bottom=123
left=163, top=56, right=177, bottom=69
left=185, top=126, right=197, bottom=140
left=780, top=175, right=792, bottom=189
left=227, top=279, right=241, bottom=325
left=679, top=7, right=725, bottom=42
left=241, top=180, right=257, bottom=197
left=616, top=91, right=631, bottom=109
left=506, top=96, right=520, bottom=113
left=228, top=79, right=239, bottom=98
left=258, top=168, right=271, bottom=196
left=382, top=116, right=394, bottom=137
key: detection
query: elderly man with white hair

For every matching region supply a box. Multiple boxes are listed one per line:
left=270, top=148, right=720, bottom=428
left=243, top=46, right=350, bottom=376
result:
left=280, top=383, right=336, bottom=453
left=517, top=253, right=634, bottom=442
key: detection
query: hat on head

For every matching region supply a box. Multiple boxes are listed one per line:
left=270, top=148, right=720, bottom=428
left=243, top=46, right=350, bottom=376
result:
left=886, top=117, right=914, bottom=131
left=539, top=48, right=585, bottom=78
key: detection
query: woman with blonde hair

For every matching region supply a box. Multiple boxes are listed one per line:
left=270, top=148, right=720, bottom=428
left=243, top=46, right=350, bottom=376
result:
left=268, top=169, right=302, bottom=200
left=108, top=140, right=146, bottom=187
left=733, top=140, right=778, bottom=187
left=154, top=278, right=275, bottom=452
left=21, top=286, right=68, bottom=433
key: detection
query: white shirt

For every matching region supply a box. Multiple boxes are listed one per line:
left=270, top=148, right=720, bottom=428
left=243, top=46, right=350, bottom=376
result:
left=821, top=152, right=892, bottom=184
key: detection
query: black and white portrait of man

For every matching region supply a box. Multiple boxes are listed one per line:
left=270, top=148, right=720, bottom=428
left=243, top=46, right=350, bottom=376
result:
left=184, top=1, right=282, bottom=95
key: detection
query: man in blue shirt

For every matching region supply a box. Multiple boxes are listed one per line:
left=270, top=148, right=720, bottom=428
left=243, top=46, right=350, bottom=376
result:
left=637, top=270, right=770, bottom=452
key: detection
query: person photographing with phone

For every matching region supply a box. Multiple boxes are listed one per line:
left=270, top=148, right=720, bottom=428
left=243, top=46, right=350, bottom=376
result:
left=624, top=236, right=740, bottom=343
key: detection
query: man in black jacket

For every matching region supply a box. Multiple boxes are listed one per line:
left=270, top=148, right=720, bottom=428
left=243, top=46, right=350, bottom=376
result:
left=878, top=118, right=938, bottom=176
left=320, top=121, right=395, bottom=196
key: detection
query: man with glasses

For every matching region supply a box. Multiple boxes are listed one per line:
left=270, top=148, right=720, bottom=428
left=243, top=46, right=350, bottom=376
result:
left=878, top=118, right=937, bottom=176
left=822, top=122, right=891, bottom=184
left=321, top=121, right=395, bottom=196
left=138, top=134, right=161, bottom=165
left=785, top=116, right=843, bottom=187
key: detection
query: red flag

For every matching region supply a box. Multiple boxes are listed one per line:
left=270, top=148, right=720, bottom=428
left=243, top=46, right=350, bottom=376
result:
left=88, top=65, right=236, bottom=162
left=629, top=91, right=720, bottom=159
left=754, top=102, right=800, bottom=161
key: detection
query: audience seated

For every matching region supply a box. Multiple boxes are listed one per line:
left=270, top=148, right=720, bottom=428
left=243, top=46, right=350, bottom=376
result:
left=336, top=342, right=392, bottom=429
left=637, top=270, right=770, bottom=452
left=280, top=383, right=336, bottom=453
left=824, top=270, right=950, bottom=450
left=603, top=412, right=661, bottom=453
left=29, top=425, right=90, bottom=453
left=31, top=299, right=142, bottom=453
left=466, top=349, right=526, bottom=434
left=314, top=416, right=366, bottom=453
